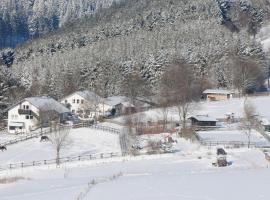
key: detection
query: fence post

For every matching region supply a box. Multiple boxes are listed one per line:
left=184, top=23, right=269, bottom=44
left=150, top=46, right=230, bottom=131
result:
left=101, top=153, right=103, bottom=159
left=9, top=164, right=12, bottom=169
left=89, top=155, right=92, bottom=160
left=111, top=152, right=113, bottom=157
left=78, top=156, right=81, bottom=161
left=44, top=160, right=47, bottom=165
left=21, top=163, right=24, bottom=168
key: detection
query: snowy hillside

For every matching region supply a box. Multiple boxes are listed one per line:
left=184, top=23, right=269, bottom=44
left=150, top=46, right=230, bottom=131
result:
left=0, top=0, right=120, bottom=48
left=0, top=0, right=269, bottom=105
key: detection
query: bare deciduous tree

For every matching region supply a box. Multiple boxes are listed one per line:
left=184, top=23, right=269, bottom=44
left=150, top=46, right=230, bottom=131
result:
left=232, top=57, right=264, bottom=96
left=160, top=59, right=200, bottom=135
left=38, top=104, right=59, bottom=133
left=50, top=124, right=71, bottom=165
left=240, top=99, right=259, bottom=148
left=121, top=71, right=151, bottom=105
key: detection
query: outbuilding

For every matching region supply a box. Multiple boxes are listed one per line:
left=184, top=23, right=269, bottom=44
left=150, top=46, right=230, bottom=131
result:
left=203, top=89, right=233, bottom=101
left=189, top=115, right=218, bottom=127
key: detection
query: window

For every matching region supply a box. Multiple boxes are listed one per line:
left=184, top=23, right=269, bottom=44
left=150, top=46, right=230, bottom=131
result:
left=77, top=99, right=80, bottom=104
left=23, top=105, right=29, bottom=110
left=81, top=99, right=84, bottom=104
left=73, top=99, right=75, bottom=103
left=26, top=115, right=30, bottom=119
left=30, top=116, right=34, bottom=119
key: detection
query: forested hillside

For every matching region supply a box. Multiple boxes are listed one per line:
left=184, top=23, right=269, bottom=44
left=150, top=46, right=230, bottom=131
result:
left=0, top=0, right=119, bottom=48
left=1, top=0, right=270, bottom=106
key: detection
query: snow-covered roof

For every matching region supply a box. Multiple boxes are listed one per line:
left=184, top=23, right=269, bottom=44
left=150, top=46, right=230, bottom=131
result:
left=203, top=89, right=233, bottom=95
left=259, top=117, right=270, bottom=126
left=189, top=115, right=217, bottom=122
left=122, top=102, right=136, bottom=107
left=25, top=97, right=70, bottom=113
left=105, top=96, right=130, bottom=106
left=9, top=122, right=24, bottom=127
left=116, top=101, right=135, bottom=107
left=76, top=90, right=101, bottom=102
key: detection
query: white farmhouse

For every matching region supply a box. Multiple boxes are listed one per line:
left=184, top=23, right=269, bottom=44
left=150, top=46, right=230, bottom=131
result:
left=61, top=90, right=111, bottom=119
left=8, top=97, right=71, bottom=134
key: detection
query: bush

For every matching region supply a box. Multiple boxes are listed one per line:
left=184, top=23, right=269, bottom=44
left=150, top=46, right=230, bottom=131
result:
left=147, top=141, right=163, bottom=155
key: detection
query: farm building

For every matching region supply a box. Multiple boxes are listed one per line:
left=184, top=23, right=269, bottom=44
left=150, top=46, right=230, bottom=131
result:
left=203, top=89, right=233, bottom=101
left=258, top=117, right=270, bottom=132
left=115, top=102, right=136, bottom=115
left=61, top=90, right=112, bottom=119
left=189, top=115, right=218, bottom=127
left=8, top=97, right=71, bottom=134
left=105, top=96, right=151, bottom=116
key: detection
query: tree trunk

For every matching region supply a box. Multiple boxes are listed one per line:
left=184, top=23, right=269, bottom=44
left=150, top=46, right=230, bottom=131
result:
left=56, top=149, right=60, bottom=166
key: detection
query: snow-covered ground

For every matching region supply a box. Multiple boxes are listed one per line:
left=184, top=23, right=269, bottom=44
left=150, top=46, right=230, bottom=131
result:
left=0, top=128, right=121, bottom=165
left=113, top=96, right=270, bottom=123
left=197, top=130, right=270, bottom=146
left=0, top=148, right=269, bottom=200
left=1, top=96, right=270, bottom=199
left=0, top=128, right=50, bottom=144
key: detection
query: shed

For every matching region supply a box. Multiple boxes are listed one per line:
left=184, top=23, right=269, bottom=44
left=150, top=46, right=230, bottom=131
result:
left=203, top=89, right=233, bottom=101
left=189, top=115, right=218, bottom=127
left=115, top=102, right=136, bottom=115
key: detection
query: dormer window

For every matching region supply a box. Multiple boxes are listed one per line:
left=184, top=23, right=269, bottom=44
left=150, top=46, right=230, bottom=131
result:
left=23, top=105, right=29, bottom=110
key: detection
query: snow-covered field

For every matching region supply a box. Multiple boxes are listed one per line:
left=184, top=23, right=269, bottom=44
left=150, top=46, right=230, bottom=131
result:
left=1, top=96, right=270, bottom=199
left=197, top=130, right=270, bottom=146
left=113, top=96, right=270, bottom=123
left=0, top=128, right=121, bottom=165
left=0, top=148, right=269, bottom=200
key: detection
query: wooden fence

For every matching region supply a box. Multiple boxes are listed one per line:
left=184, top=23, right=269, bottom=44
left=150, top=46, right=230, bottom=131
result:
left=0, top=123, right=120, bottom=148
left=0, top=152, right=121, bottom=171
left=73, top=122, right=121, bottom=134
left=195, top=132, right=270, bottom=148
left=200, top=140, right=258, bottom=148
left=0, top=129, right=51, bottom=147
left=0, top=123, right=128, bottom=159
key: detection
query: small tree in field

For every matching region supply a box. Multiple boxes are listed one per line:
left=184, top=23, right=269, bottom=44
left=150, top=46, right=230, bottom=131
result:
left=240, top=99, right=259, bottom=148
left=50, top=124, right=71, bottom=165
left=159, top=59, right=200, bottom=135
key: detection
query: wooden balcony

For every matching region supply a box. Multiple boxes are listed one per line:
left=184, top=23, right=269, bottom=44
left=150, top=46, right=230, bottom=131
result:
left=18, top=109, right=32, bottom=115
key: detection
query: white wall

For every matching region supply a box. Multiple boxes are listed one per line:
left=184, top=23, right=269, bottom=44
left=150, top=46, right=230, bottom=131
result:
left=61, top=93, right=112, bottom=119
left=8, top=101, right=40, bottom=134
